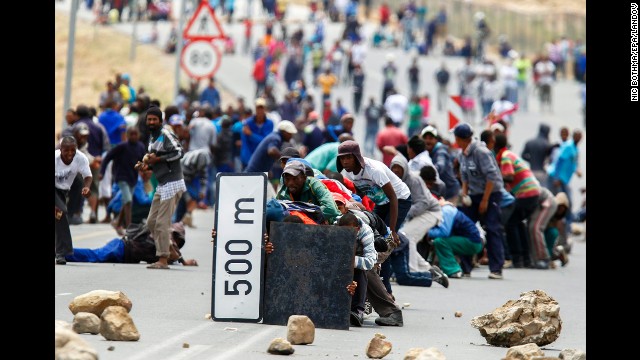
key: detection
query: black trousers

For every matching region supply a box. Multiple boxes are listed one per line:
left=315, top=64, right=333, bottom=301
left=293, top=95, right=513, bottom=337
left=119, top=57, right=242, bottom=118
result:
left=351, top=269, right=368, bottom=313
left=55, top=187, right=73, bottom=257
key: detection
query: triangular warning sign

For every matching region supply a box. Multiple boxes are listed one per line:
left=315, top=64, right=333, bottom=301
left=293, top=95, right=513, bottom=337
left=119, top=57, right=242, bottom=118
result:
left=183, top=1, right=226, bottom=40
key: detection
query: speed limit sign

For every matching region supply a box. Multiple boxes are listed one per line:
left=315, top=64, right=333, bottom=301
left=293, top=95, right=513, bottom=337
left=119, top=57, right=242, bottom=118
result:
left=180, top=40, right=222, bottom=79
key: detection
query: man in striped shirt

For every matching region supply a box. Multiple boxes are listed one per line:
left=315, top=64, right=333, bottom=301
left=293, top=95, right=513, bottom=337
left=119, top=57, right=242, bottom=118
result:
left=494, top=133, right=542, bottom=269
left=134, top=106, right=186, bottom=270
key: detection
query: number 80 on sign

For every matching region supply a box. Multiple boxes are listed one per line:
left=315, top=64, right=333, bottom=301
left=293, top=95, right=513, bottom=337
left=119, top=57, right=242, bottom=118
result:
left=180, top=40, right=222, bottom=80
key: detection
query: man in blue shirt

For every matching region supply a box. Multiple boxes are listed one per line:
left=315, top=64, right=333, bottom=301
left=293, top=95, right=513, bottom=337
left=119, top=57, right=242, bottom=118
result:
left=240, top=98, right=274, bottom=167
left=244, top=121, right=297, bottom=174
left=199, top=77, right=221, bottom=108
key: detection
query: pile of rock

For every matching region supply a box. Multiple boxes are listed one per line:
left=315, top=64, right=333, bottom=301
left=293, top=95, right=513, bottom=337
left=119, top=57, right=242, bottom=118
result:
left=56, top=290, right=140, bottom=359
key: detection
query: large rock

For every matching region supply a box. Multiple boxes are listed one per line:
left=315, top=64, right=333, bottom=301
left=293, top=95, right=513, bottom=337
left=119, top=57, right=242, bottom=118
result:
left=267, top=338, right=294, bottom=355
left=559, top=348, right=586, bottom=360
left=69, top=290, right=133, bottom=317
left=366, top=333, right=392, bottom=359
left=56, top=320, right=72, bottom=331
left=504, top=343, right=545, bottom=360
left=403, top=347, right=446, bottom=360
left=55, top=326, right=99, bottom=360
left=471, top=290, right=562, bottom=347
left=286, top=315, right=315, bottom=345
left=72, top=312, right=101, bottom=335
left=100, top=306, right=140, bottom=341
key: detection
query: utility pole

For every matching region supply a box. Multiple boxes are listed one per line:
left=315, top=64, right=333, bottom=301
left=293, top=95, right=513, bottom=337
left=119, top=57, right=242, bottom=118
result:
left=174, top=0, right=188, bottom=100
left=130, top=1, right=138, bottom=61
left=62, top=0, right=79, bottom=131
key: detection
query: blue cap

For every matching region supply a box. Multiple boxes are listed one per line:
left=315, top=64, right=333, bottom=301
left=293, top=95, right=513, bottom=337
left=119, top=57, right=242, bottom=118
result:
left=122, top=73, right=131, bottom=81
left=452, top=123, right=473, bottom=139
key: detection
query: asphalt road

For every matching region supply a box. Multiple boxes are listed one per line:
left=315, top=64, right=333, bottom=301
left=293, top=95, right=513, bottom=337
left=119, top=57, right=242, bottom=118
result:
left=55, top=1, right=587, bottom=359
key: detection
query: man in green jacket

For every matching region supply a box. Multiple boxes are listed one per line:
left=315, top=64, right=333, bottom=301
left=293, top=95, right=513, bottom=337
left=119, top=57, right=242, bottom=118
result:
left=276, top=160, right=341, bottom=224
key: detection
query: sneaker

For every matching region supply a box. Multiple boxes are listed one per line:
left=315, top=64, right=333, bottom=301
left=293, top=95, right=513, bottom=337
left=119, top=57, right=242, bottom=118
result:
left=488, top=272, right=503, bottom=279
left=430, top=266, right=449, bottom=288
left=462, top=273, right=471, bottom=278
left=449, top=271, right=463, bottom=279
left=374, top=311, right=403, bottom=327
left=364, top=300, right=373, bottom=315
left=55, top=255, right=67, bottom=265
left=350, top=310, right=363, bottom=327
left=503, top=260, right=513, bottom=269
left=68, top=214, right=83, bottom=225
left=88, top=212, right=97, bottom=224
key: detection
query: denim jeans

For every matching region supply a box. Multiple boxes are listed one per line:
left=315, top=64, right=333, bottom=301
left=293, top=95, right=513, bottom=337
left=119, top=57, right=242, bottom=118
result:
left=66, top=238, right=125, bottom=263
left=388, top=245, right=432, bottom=287
left=459, top=192, right=505, bottom=273
left=375, top=196, right=413, bottom=293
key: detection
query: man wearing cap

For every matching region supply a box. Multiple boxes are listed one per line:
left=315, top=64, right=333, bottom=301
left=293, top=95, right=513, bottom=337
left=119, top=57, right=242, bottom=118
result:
left=337, top=140, right=412, bottom=293
left=453, top=123, right=506, bottom=279
left=240, top=98, right=275, bottom=168
left=422, top=125, right=461, bottom=202
left=277, top=147, right=301, bottom=170
left=277, top=160, right=341, bottom=224
left=134, top=106, right=186, bottom=270
left=244, top=120, right=298, bottom=175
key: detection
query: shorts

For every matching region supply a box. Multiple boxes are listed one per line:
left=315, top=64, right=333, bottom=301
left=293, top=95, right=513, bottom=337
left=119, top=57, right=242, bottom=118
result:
left=118, top=181, right=134, bottom=204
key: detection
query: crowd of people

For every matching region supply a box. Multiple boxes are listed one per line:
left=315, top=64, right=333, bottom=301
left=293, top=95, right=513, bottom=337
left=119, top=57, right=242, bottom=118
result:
left=55, top=0, right=586, bottom=328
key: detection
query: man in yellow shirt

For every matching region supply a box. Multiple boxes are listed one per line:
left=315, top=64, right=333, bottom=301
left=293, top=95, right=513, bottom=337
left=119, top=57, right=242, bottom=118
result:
left=317, top=67, right=337, bottom=103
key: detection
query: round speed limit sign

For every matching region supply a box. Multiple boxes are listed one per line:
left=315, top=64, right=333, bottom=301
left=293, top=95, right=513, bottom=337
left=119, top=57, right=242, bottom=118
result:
left=180, top=40, right=222, bottom=79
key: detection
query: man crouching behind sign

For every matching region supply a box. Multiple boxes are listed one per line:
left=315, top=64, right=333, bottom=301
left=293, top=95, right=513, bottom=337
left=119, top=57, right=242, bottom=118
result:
left=211, top=216, right=358, bottom=293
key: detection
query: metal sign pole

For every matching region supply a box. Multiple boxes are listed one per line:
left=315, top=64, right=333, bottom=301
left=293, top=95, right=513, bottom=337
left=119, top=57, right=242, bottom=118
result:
left=62, top=0, right=79, bottom=131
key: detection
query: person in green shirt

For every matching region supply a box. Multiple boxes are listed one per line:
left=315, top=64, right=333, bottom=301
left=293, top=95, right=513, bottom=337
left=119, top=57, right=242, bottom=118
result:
left=514, top=53, right=532, bottom=112
left=276, top=160, right=341, bottom=224
left=407, top=95, right=423, bottom=137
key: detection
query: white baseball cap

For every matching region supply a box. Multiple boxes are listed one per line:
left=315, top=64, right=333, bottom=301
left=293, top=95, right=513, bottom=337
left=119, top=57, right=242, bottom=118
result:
left=277, top=120, right=298, bottom=134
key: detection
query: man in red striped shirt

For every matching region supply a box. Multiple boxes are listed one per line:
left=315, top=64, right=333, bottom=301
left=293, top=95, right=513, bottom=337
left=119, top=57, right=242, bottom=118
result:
left=494, top=133, right=542, bottom=269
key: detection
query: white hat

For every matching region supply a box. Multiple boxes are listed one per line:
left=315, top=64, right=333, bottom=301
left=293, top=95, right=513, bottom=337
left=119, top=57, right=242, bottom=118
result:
left=386, top=53, right=395, bottom=62
left=278, top=120, right=298, bottom=134
left=421, top=125, right=438, bottom=138
left=255, top=97, right=267, bottom=107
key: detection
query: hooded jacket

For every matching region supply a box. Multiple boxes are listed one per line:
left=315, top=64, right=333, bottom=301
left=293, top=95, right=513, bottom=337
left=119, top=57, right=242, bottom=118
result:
left=521, top=123, right=551, bottom=171
left=390, top=154, right=441, bottom=220
left=458, top=140, right=504, bottom=196
left=428, top=203, right=481, bottom=243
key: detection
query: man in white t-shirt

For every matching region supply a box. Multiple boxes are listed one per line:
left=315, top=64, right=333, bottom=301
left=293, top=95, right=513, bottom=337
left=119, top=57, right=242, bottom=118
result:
left=55, top=136, right=93, bottom=265
left=337, top=140, right=412, bottom=295
left=383, top=90, right=409, bottom=126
